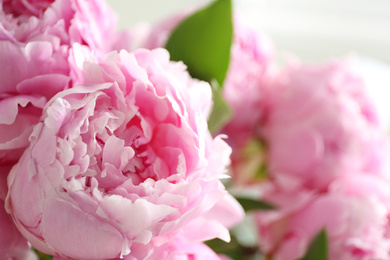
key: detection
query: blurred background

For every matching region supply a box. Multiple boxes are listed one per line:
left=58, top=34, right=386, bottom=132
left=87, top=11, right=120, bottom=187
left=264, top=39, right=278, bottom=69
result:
left=106, top=0, right=390, bottom=64
left=106, top=0, right=390, bottom=124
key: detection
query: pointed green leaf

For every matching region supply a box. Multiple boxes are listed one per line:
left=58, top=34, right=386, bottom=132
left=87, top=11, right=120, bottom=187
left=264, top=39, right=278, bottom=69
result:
left=206, top=238, right=243, bottom=260
left=205, top=236, right=240, bottom=256
left=165, top=0, right=233, bottom=86
left=235, top=197, right=275, bottom=212
left=300, top=229, right=328, bottom=260
left=205, top=235, right=259, bottom=260
left=208, top=80, right=232, bottom=134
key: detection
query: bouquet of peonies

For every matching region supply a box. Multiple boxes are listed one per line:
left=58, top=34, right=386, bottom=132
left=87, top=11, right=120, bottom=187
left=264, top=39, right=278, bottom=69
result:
left=1, top=0, right=390, bottom=259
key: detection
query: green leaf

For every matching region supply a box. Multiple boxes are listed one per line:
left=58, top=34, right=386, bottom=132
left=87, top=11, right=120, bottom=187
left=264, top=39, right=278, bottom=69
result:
left=208, top=80, right=232, bottom=134
left=34, top=249, right=53, bottom=260
left=235, top=197, right=275, bottom=212
left=165, top=0, right=233, bottom=86
left=300, top=229, right=328, bottom=260
left=205, top=236, right=240, bottom=256
left=205, top=235, right=259, bottom=260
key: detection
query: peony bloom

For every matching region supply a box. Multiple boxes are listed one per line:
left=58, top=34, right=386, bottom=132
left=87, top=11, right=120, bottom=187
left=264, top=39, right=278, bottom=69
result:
left=6, top=48, right=243, bottom=259
left=261, top=59, right=389, bottom=191
left=0, top=0, right=118, bottom=164
left=255, top=174, right=390, bottom=260
left=250, top=58, right=390, bottom=260
left=0, top=166, right=37, bottom=260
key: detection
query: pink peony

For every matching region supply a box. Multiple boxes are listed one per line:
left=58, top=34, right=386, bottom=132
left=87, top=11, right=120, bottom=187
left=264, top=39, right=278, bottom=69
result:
left=0, top=166, right=36, bottom=260
left=6, top=48, right=243, bottom=259
left=255, top=174, right=390, bottom=260
left=262, top=59, right=389, bottom=191
left=0, top=0, right=118, bottom=164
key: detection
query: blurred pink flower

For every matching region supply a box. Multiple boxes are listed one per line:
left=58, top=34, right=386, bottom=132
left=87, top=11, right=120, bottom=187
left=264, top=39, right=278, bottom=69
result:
left=220, top=17, right=273, bottom=150
left=219, top=16, right=274, bottom=185
left=256, top=174, right=390, bottom=260
left=0, top=0, right=118, bottom=164
left=262, top=59, right=389, bottom=191
left=6, top=48, right=243, bottom=259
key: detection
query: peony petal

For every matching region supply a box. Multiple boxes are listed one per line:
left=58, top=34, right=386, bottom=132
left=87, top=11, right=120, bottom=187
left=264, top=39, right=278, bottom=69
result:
left=42, top=198, right=124, bottom=259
